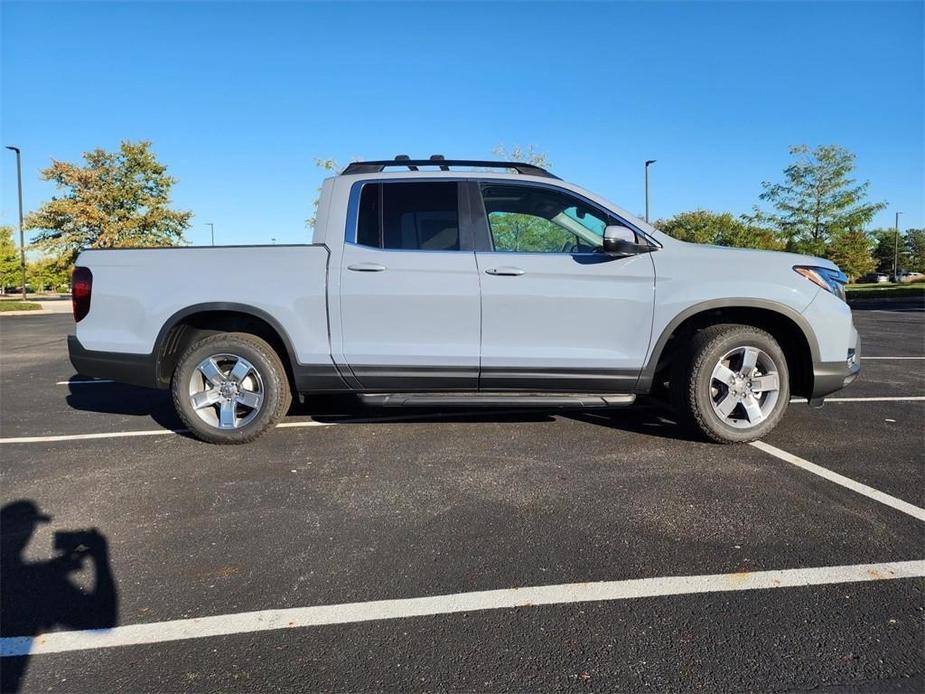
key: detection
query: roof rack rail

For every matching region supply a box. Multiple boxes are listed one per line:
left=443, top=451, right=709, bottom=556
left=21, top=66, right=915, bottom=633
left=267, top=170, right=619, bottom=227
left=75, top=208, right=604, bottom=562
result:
left=341, top=155, right=559, bottom=179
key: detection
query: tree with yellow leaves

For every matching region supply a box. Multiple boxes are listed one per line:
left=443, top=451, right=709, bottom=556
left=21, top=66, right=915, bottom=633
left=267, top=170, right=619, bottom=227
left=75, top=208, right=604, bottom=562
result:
left=27, top=140, right=191, bottom=263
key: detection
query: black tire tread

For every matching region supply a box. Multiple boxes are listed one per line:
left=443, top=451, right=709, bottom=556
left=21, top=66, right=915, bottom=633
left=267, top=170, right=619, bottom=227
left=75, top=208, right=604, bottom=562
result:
left=171, top=332, right=291, bottom=445
left=671, top=324, right=789, bottom=444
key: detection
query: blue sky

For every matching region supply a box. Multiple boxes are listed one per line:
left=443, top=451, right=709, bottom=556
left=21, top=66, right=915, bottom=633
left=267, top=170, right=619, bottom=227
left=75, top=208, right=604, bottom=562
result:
left=2, top=1, right=922, bottom=247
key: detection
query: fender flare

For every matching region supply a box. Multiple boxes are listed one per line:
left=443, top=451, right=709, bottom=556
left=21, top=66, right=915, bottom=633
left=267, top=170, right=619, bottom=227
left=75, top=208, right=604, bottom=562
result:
left=636, top=298, right=821, bottom=391
left=153, top=302, right=300, bottom=387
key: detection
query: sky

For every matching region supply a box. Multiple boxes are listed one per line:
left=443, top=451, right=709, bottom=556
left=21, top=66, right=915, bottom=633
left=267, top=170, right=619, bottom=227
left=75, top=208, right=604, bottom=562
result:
left=1, top=0, right=923, bottom=247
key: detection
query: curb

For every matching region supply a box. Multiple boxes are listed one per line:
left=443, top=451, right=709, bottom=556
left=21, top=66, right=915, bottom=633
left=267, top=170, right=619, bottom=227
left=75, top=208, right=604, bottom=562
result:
left=0, top=309, right=54, bottom=317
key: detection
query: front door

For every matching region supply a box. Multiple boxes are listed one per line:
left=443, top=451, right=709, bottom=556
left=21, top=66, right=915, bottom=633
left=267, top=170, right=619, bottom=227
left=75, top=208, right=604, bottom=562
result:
left=338, top=180, right=481, bottom=390
left=474, top=181, right=656, bottom=391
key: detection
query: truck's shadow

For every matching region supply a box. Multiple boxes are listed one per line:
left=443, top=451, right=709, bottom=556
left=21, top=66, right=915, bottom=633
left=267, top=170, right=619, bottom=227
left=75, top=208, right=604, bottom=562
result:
left=64, top=378, right=184, bottom=431
left=64, top=377, right=689, bottom=441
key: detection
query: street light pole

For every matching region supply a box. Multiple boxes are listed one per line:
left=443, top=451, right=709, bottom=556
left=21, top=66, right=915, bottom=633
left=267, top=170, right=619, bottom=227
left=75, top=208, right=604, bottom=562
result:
left=5, top=146, right=27, bottom=300
left=892, top=211, right=903, bottom=282
left=205, top=223, right=214, bottom=247
left=644, top=160, right=656, bottom=223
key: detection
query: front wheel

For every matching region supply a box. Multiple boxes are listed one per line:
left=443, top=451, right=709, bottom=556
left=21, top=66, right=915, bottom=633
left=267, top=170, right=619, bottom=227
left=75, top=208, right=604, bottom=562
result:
left=672, top=325, right=790, bottom=443
left=172, top=332, right=291, bottom=444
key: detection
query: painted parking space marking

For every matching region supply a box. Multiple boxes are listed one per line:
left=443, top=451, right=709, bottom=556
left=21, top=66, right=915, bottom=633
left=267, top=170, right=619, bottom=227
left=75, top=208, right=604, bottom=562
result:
left=750, top=440, right=925, bottom=522
left=2, top=559, right=922, bottom=657
left=3, top=396, right=924, bottom=445
left=0, top=410, right=544, bottom=445
left=862, top=356, right=925, bottom=360
left=0, top=420, right=333, bottom=444
left=55, top=379, right=114, bottom=385
left=790, top=396, right=925, bottom=403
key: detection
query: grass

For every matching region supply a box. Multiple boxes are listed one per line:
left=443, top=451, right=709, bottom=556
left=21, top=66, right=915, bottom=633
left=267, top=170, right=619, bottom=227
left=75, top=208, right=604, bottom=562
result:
left=846, top=283, right=925, bottom=300
left=0, top=301, right=42, bottom=312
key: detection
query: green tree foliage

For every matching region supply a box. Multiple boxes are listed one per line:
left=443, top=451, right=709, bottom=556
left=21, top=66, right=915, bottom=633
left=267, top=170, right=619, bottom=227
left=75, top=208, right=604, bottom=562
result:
left=868, top=228, right=905, bottom=273
left=655, top=210, right=784, bottom=250
left=27, top=140, right=191, bottom=264
left=755, top=144, right=886, bottom=255
left=868, top=228, right=925, bottom=274
left=0, top=225, right=21, bottom=293
left=26, top=255, right=71, bottom=292
left=904, top=229, right=925, bottom=272
left=826, top=230, right=875, bottom=281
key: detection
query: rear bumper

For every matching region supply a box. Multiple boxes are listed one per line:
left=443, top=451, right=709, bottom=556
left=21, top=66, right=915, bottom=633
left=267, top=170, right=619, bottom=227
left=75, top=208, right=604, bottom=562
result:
left=811, top=331, right=861, bottom=399
left=68, top=335, right=157, bottom=389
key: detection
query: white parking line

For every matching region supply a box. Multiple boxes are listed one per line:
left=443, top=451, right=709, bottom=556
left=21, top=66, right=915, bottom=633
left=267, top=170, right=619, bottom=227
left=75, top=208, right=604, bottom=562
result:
left=862, top=356, right=925, bottom=360
left=2, top=559, right=921, bottom=657
left=55, top=379, right=114, bottom=385
left=0, top=420, right=333, bottom=444
left=0, top=410, right=556, bottom=445
left=750, top=441, right=925, bottom=522
left=790, top=396, right=925, bottom=403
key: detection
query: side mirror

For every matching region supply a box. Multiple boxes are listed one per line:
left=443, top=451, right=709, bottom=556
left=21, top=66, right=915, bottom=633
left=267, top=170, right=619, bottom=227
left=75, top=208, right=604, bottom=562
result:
left=603, top=225, right=653, bottom=256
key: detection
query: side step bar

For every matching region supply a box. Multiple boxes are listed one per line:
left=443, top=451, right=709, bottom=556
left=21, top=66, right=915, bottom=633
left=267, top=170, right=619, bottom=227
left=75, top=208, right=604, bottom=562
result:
left=358, top=393, right=636, bottom=408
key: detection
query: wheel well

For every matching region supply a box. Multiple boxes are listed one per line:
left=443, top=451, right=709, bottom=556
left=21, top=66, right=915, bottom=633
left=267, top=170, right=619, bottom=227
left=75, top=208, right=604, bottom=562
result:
left=653, top=307, right=814, bottom=397
left=156, top=310, right=294, bottom=388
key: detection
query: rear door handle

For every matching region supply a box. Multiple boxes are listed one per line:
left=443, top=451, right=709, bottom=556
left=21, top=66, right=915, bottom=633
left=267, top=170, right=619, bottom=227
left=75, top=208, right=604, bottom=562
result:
left=485, top=266, right=525, bottom=276
left=347, top=263, right=387, bottom=272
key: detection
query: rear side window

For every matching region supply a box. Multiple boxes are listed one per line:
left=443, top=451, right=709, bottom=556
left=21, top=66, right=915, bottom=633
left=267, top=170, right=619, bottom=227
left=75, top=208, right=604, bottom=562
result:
left=354, top=182, right=460, bottom=251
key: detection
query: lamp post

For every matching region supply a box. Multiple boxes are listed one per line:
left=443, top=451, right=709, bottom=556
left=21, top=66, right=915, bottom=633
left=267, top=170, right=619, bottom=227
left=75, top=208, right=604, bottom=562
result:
left=5, top=146, right=27, bottom=300
left=892, top=212, right=903, bottom=282
left=644, top=159, right=656, bottom=223
left=205, top=223, right=214, bottom=247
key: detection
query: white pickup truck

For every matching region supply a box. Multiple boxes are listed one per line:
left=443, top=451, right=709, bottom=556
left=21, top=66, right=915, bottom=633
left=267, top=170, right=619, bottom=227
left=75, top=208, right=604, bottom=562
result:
left=69, top=156, right=860, bottom=444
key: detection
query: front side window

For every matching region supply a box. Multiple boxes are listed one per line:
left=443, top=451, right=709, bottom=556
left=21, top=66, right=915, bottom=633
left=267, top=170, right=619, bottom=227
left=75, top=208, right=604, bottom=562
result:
left=481, top=184, right=613, bottom=253
left=355, top=182, right=460, bottom=251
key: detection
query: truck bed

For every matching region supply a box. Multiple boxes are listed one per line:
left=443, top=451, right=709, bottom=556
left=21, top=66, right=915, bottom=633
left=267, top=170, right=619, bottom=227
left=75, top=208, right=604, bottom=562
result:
left=74, top=245, right=332, bottom=366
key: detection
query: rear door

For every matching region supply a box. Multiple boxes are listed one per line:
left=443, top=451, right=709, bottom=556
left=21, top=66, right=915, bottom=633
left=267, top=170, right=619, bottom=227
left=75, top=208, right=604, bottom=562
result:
left=338, top=180, right=481, bottom=390
left=474, top=181, right=656, bottom=391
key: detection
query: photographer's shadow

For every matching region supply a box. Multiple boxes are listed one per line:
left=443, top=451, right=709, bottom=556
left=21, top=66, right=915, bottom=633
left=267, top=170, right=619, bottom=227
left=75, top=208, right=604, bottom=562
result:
left=1, top=501, right=118, bottom=693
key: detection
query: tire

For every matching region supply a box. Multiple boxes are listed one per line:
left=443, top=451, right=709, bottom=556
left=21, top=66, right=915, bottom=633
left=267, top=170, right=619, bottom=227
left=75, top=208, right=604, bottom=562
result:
left=171, top=332, right=291, bottom=444
left=671, top=324, right=790, bottom=444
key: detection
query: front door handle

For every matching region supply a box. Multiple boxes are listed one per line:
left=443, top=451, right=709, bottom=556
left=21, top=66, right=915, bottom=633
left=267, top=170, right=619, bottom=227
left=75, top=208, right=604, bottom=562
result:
left=347, top=263, right=387, bottom=272
left=485, top=266, right=525, bottom=276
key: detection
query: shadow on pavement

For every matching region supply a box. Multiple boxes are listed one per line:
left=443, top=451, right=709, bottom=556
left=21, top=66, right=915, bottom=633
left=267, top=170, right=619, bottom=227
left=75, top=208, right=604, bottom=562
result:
left=0, top=501, right=118, bottom=693
left=63, top=380, right=693, bottom=442
left=64, top=379, right=183, bottom=431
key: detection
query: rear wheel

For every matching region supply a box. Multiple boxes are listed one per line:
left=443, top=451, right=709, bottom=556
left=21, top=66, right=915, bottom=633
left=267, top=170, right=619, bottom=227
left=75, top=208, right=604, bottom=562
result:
left=672, top=325, right=790, bottom=443
left=172, top=332, right=291, bottom=444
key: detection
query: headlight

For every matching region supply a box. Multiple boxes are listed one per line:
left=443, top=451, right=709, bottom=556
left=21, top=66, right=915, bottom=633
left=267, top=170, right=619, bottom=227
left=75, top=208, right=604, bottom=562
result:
left=794, top=265, right=848, bottom=302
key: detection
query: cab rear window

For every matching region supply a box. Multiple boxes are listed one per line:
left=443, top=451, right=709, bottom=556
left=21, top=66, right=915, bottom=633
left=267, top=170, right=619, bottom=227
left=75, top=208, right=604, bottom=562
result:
left=355, top=182, right=460, bottom=251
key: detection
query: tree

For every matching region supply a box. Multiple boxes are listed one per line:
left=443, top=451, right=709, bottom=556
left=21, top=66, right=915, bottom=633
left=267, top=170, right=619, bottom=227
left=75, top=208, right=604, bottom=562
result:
left=0, top=225, right=21, bottom=294
left=904, top=229, right=925, bottom=272
left=868, top=228, right=905, bottom=274
left=826, top=230, right=875, bottom=281
left=491, top=144, right=550, bottom=168
left=26, top=140, right=191, bottom=264
left=655, top=210, right=783, bottom=250
left=756, top=144, right=886, bottom=255
left=26, top=255, right=71, bottom=293
left=307, top=158, right=343, bottom=230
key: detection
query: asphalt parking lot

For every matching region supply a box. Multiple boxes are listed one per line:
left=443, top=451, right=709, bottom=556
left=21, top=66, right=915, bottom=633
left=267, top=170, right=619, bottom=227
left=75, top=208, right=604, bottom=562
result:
left=1, top=300, right=923, bottom=693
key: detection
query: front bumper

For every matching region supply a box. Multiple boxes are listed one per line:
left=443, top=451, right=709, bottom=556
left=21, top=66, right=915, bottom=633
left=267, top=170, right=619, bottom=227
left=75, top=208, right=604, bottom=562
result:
left=68, top=335, right=158, bottom=389
left=811, top=330, right=861, bottom=399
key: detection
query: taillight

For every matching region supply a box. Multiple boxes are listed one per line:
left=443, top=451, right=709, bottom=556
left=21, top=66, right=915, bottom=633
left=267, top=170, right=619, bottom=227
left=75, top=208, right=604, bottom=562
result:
left=72, top=266, right=92, bottom=322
